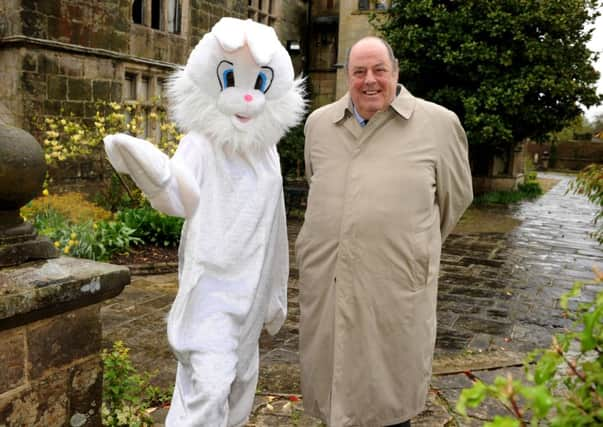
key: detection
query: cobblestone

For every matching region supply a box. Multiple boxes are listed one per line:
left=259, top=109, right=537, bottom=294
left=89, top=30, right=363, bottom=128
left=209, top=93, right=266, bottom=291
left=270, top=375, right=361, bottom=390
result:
left=101, top=172, right=603, bottom=426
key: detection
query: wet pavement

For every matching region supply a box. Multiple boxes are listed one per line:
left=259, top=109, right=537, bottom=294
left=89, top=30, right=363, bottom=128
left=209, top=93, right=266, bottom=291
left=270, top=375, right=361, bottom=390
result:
left=100, top=172, right=603, bottom=426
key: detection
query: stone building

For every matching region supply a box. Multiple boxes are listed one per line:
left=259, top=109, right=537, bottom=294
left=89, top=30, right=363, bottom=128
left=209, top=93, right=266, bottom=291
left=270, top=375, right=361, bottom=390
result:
left=0, top=0, right=306, bottom=132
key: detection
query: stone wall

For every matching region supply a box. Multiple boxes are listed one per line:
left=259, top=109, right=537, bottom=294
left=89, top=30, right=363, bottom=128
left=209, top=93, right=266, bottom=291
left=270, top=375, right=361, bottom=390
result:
left=0, top=256, right=129, bottom=427
left=0, top=305, right=104, bottom=426
left=526, top=140, right=603, bottom=171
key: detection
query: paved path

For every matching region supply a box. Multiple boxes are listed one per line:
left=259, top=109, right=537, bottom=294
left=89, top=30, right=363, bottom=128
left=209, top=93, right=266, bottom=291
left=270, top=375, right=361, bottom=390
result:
left=101, top=172, right=602, bottom=426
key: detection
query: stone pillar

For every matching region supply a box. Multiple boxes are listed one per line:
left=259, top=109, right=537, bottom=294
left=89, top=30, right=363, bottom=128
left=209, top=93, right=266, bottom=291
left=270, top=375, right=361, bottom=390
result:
left=0, top=124, right=130, bottom=426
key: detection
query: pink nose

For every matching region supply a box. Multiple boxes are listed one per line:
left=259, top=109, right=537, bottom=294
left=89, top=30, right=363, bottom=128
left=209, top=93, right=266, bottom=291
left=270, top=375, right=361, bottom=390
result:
left=244, top=94, right=253, bottom=102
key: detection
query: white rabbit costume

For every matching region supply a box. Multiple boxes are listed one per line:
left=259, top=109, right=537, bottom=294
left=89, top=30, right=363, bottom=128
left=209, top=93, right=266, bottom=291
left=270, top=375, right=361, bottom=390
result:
left=103, top=18, right=304, bottom=427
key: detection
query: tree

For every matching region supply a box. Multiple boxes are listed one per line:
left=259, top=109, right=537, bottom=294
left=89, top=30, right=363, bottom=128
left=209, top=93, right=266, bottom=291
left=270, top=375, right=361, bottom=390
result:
left=375, top=0, right=602, bottom=171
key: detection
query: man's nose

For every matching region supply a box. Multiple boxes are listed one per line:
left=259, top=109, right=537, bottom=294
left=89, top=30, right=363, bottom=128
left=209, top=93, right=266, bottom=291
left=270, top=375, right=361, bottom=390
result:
left=365, top=70, right=376, bottom=83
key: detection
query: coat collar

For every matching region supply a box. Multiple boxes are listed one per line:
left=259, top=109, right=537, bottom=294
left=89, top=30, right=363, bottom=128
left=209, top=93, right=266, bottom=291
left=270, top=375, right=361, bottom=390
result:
left=330, top=84, right=416, bottom=124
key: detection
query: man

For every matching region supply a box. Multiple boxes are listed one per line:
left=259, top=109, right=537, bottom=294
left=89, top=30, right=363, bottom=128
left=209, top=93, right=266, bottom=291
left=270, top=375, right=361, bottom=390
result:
left=295, top=37, right=473, bottom=427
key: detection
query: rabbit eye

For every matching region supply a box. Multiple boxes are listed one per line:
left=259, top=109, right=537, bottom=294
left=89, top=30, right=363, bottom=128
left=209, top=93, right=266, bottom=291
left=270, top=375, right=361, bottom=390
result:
left=255, top=66, right=274, bottom=93
left=223, top=69, right=235, bottom=88
left=216, top=60, right=235, bottom=91
left=255, top=72, right=267, bottom=92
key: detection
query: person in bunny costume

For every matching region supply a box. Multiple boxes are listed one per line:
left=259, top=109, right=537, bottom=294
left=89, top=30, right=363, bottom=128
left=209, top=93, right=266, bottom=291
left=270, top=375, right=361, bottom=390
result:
left=103, top=17, right=305, bottom=427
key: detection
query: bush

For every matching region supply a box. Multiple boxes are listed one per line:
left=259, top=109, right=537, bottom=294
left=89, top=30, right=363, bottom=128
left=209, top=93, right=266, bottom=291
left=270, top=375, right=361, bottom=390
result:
left=21, top=192, right=113, bottom=224
left=474, top=182, right=544, bottom=205
left=27, top=205, right=141, bottom=261
left=117, top=205, right=183, bottom=248
left=278, top=123, right=305, bottom=180
left=102, top=341, right=171, bottom=427
left=457, top=272, right=603, bottom=426
left=569, top=164, right=603, bottom=244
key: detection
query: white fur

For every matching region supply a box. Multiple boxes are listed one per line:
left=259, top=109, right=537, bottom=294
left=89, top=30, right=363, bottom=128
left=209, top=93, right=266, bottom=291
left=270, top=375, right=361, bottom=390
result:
left=168, top=71, right=305, bottom=152
left=167, top=18, right=305, bottom=152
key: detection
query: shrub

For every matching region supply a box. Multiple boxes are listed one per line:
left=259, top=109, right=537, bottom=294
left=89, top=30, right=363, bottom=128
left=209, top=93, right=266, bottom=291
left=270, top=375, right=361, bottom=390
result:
left=117, top=206, right=183, bottom=248
left=28, top=205, right=141, bottom=261
left=21, top=192, right=113, bottom=224
left=102, top=341, right=171, bottom=427
left=456, top=272, right=603, bottom=426
left=569, top=164, right=603, bottom=244
left=474, top=182, right=543, bottom=205
left=278, top=123, right=305, bottom=180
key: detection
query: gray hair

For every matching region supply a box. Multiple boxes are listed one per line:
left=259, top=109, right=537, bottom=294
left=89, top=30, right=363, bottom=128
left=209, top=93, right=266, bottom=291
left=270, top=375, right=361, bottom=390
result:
left=344, top=36, right=399, bottom=71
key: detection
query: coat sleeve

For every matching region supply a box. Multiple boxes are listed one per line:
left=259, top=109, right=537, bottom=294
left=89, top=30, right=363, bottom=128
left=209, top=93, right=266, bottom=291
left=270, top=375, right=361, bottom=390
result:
left=303, top=112, right=315, bottom=183
left=436, top=112, right=473, bottom=242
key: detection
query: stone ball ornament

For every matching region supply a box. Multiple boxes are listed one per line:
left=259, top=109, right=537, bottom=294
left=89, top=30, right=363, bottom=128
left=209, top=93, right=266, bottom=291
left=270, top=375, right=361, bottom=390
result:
left=0, top=123, right=58, bottom=267
left=0, top=124, right=47, bottom=216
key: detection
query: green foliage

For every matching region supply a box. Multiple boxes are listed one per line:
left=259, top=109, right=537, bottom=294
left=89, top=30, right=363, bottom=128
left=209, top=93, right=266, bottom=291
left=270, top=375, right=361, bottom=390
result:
left=102, top=341, right=171, bottom=427
left=278, top=123, right=305, bottom=180
left=28, top=205, right=141, bottom=261
left=550, top=115, right=595, bottom=143
left=474, top=182, right=543, bottom=205
left=117, top=205, right=183, bottom=248
left=375, top=0, right=602, bottom=152
left=457, top=276, right=603, bottom=426
left=569, top=164, right=603, bottom=244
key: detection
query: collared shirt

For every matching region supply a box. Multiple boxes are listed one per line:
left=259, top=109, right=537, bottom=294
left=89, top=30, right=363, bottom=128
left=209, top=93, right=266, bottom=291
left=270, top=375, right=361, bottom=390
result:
left=351, top=103, right=369, bottom=127
left=345, top=85, right=409, bottom=128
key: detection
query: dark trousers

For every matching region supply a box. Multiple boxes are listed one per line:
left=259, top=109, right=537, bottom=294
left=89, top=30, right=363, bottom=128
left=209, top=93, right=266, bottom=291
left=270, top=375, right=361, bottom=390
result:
left=385, top=421, right=410, bottom=427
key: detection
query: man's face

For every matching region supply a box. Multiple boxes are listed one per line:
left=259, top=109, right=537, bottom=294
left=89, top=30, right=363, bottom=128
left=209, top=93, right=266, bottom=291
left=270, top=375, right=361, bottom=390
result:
left=347, top=39, right=398, bottom=120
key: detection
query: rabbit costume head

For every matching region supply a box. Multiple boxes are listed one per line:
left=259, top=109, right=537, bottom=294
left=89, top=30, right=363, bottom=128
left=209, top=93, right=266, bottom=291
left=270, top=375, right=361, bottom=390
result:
left=168, top=17, right=305, bottom=151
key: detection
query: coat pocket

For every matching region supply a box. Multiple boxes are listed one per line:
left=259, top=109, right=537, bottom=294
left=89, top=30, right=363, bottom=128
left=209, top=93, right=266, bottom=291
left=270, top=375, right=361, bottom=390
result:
left=410, top=227, right=435, bottom=290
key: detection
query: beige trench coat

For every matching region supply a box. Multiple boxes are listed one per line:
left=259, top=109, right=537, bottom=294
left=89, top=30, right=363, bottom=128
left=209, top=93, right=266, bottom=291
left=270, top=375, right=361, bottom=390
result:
left=295, top=85, right=473, bottom=426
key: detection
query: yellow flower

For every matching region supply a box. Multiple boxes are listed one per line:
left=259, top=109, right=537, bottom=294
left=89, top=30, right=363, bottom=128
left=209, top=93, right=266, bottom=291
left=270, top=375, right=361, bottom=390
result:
left=70, top=232, right=77, bottom=239
left=63, top=246, right=70, bottom=254
left=54, top=241, right=61, bottom=248
left=42, top=189, right=49, bottom=196
left=60, top=119, right=67, bottom=125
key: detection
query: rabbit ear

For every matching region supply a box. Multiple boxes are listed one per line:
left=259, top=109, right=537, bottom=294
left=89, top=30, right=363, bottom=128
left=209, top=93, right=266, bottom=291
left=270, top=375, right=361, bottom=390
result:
left=243, top=20, right=279, bottom=65
left=211, top=17, right=279, bottom=66
left=211, top=17, right=247, bottom=52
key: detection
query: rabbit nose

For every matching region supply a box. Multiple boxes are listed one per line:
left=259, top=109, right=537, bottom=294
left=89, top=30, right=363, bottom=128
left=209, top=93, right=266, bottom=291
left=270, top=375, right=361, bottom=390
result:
left=244, top=94, right=253, bottom=102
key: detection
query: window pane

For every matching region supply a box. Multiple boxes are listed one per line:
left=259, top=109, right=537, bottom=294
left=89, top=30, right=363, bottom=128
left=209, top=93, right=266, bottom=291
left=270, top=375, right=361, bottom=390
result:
left=151, top=0, right=161, bottom=29
left=167, top=0, right=181, bottom=33
left=125, top=73, right=136, bottom=100
left=358, top=0, right=369, bottom=10
left=140, top=77, right=149, bottom=101
left=132, top=0, right=144, bottom=24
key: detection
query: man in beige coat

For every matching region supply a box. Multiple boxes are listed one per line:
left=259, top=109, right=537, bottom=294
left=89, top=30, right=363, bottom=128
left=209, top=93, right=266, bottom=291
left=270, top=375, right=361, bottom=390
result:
left=295, top=37, right=473, bottom=427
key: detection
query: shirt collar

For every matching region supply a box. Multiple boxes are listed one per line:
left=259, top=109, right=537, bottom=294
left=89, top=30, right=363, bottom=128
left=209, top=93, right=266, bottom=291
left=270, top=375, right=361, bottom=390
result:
left=331, top=84, right=416, bottom=124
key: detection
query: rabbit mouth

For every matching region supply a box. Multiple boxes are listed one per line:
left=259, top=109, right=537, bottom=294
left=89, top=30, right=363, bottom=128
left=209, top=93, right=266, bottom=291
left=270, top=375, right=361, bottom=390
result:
left=235, top=114, right=252, bottom=123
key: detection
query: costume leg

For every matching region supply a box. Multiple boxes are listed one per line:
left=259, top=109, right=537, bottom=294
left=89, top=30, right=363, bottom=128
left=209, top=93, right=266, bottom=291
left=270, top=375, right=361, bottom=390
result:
left=165, top=315, right=239, bottom=427
left=165, top=275, right=246, bottom=427
left=227, top=343, right=260, bottom=426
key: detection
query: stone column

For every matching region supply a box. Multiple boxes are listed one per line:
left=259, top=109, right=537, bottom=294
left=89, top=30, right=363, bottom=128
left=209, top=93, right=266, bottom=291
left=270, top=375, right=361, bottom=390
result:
left=0, top=124, right=130, bottom=426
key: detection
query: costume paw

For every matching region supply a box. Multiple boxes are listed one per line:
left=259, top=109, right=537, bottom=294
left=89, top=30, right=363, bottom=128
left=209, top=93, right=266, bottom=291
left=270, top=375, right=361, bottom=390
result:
left=103, top=133, right=171, bottom=197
